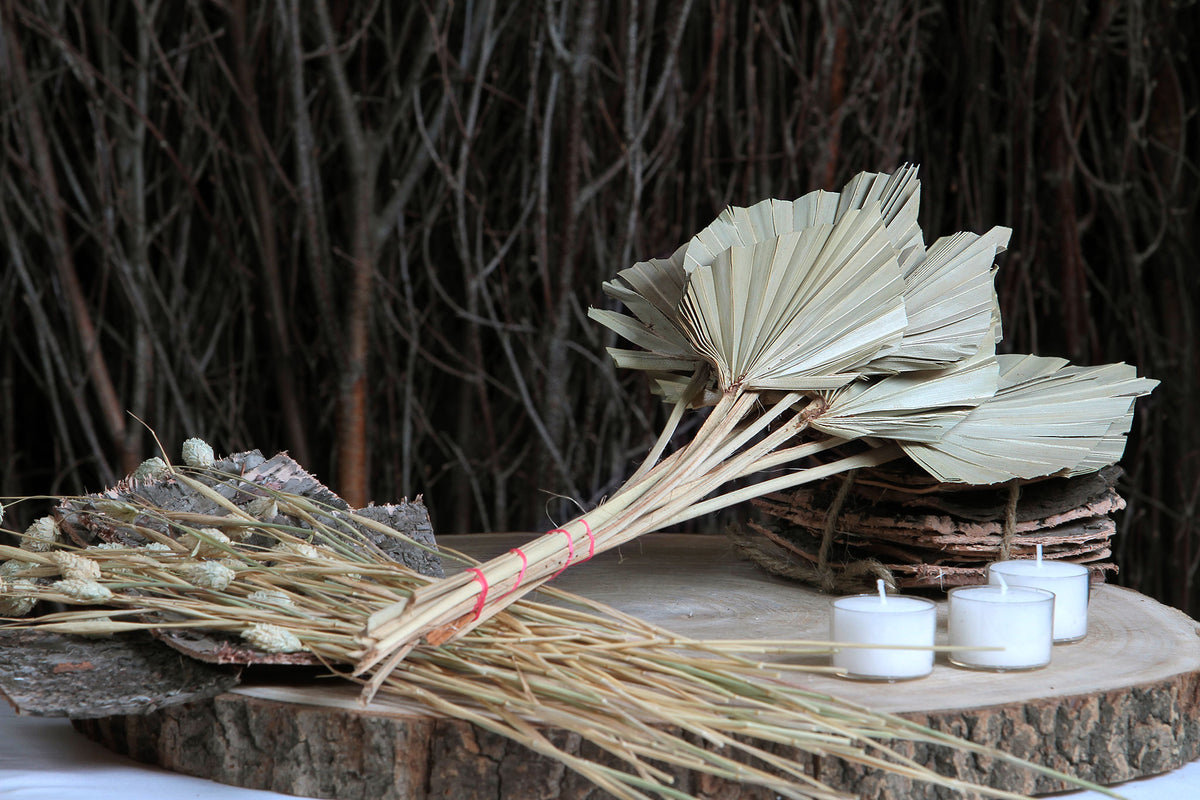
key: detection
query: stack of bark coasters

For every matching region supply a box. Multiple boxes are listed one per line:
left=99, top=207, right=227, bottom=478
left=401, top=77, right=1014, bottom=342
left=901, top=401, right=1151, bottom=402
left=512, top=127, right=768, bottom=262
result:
left=735, top=463, right=1122, bottom=591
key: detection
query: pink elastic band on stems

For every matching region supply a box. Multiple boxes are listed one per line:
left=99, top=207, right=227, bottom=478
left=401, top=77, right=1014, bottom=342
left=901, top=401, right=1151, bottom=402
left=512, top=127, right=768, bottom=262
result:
left=548, top=528, right=575, bottom=579
left=465, top=567, right=489, bottom=620
left=504, top=548, right=529, bottom=597
left=577, top=519, right=595, bottom=562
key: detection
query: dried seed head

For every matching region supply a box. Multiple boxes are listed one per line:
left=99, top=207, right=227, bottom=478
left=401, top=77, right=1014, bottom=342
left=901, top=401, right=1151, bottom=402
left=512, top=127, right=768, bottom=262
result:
left=181, top=438, right=215, bottom=468
left=180, top=561, right=236, bottom=590
left=180, top=528, right=231, bottom=556
left=49, top=551, right=102, bottom=581
left=87, top=542, right=130, bottom=551
left=241, top=623, right=303, bottom=653
left=133, top=456, right=169, bottom=481
left=271, top=542, right=321, bottom=560
left=53, top=578, right=113, bottom=602
left=0, top=579, right=37, bottom=616
left=0, top=559, right=34, bottom=578
left=22, top=516, right=60, bottom=552
left=143, top=542, right=173, bottom=552
left=248, top=589, right=295, bottom=608
left=246, top=496, right=278, bottom=519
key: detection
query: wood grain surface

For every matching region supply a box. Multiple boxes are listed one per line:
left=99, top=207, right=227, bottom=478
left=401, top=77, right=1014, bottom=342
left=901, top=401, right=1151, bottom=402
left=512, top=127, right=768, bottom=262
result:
left=74, top=533, right=1200, bottom=799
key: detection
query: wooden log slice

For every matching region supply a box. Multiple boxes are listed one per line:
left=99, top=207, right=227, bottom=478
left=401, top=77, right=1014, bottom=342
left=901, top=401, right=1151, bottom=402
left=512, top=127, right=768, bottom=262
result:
left=74, top=533, right=1200, bottom=800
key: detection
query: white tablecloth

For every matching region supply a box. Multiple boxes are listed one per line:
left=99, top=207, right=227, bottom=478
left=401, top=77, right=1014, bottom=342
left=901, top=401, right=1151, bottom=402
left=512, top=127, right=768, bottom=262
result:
left=1, top=702, right=1196, bottom=799
left=0, top=702, right=317, bottom=800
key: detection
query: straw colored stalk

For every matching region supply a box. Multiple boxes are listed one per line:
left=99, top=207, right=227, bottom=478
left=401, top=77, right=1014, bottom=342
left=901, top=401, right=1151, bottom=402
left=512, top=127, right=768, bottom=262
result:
left=358, top=384, right=897, bottom=672
left=0, top=488, right=1116, bottom=800
left=366, top=583, right=1108, bottom=800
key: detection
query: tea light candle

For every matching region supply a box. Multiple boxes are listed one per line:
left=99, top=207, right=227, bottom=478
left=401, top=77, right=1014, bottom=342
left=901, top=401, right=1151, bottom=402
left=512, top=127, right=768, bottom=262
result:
left=831, top=579, right=936, bottom=681
left=988, top=545, right=1090, bottom=643
left=948, top=575, right=1055, bottom=671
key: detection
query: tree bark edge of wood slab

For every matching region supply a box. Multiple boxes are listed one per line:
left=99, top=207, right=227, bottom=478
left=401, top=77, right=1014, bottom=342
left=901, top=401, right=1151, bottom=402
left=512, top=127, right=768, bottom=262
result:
left=64, top=534, right=1200, bottom=799
left=72, top=668, right=1200, bottom=800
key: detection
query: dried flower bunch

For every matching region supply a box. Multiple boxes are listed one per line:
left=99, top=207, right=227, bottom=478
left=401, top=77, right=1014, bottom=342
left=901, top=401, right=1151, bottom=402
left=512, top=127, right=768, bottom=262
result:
left=358, top=166, right=1156, bottom=673
left=0, top=450, right=1112, bottom=799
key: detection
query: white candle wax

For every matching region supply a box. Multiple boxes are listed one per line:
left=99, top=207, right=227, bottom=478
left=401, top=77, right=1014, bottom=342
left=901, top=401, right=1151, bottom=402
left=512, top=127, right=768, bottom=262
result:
left=830, top=585, right=936, bottom=681
left=948, top=584, right=1055, bottom=671
left=988, top=557, right=1090, bottom=642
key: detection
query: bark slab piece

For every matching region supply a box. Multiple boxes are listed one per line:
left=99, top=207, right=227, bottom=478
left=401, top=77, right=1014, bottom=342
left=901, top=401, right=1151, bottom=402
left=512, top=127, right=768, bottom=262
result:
left=343, top=503, right=442, bottom=577
left=746, top=465, right=1125, bottom=590
left=152, top=628, right=322, bottom=667
left=74, top=534, right=1200, bottom=799
left=57, top=450, right=269, bottom=547
left=0, top=630, right=238, bottom=718
left=55, top=450, right=443, bottom=579
left=852, top=464, right=1122, bottom=522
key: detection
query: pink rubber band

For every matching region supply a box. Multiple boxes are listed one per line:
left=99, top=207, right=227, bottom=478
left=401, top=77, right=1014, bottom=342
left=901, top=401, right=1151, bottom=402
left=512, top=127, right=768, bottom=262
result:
left=578, top=519, right=595, bottom=562
left=465, top=567, right=489, bottom=620
left=504, top=548, right=529, bottom=597
left=549, top=528, right=574, bottom=579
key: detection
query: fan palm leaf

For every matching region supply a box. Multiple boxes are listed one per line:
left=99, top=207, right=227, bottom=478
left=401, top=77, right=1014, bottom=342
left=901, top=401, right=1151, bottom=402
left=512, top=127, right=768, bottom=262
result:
left=900, top=354, right=1159, bottom=484
left=868, top=226, right=1011, bottom=372
left=588, top=167, right=923, bottom=400
left=678, top=206, right=908, bottom=392
left=810, top=338, right=1000, bottom=443
left=683, top=165, right=923, bottom=274
left=590, top=245, right=699, bottom=379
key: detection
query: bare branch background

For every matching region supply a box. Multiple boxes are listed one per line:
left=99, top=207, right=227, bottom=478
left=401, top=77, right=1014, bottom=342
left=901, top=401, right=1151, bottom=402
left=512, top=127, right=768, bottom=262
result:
left=2, top=1, right=1197, bottom=610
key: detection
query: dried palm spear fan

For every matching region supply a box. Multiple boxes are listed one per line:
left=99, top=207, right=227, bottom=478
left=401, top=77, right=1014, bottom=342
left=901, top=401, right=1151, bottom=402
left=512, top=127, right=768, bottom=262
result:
left=2, top=460, right=1117, bottom=800
left=357, top=166, right=1156, bottom=670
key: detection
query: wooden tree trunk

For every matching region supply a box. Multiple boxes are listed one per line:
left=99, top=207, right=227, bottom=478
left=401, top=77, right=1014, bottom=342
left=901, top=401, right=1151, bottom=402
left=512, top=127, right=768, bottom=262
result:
left=72, top=534, right=1200, bottom=799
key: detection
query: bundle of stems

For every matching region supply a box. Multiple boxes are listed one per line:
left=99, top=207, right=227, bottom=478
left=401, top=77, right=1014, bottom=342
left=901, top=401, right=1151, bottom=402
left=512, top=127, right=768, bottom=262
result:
left=356, top=167, right=1156, bottom=675
left=359, top=384, right=894, bottom=671
left=0, top=475, right=1117, bottom=800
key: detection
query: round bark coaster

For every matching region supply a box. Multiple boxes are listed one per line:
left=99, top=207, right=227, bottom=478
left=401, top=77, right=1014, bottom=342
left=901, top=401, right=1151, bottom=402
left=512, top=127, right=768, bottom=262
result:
left=73, top=533, right=1200, bottom=800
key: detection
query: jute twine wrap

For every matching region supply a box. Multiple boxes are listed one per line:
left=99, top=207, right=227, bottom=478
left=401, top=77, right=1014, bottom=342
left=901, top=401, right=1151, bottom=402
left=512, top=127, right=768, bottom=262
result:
left=731, top=470, right=897, bottom=593
left=1001, top=480, right=1021, bottom=560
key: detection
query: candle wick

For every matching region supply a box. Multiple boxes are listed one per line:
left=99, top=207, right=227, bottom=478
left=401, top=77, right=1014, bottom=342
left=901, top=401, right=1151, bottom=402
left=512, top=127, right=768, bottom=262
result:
left=997, top=572, right=1009, bottom=594
left=876, top=578, right=887, bottom=605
